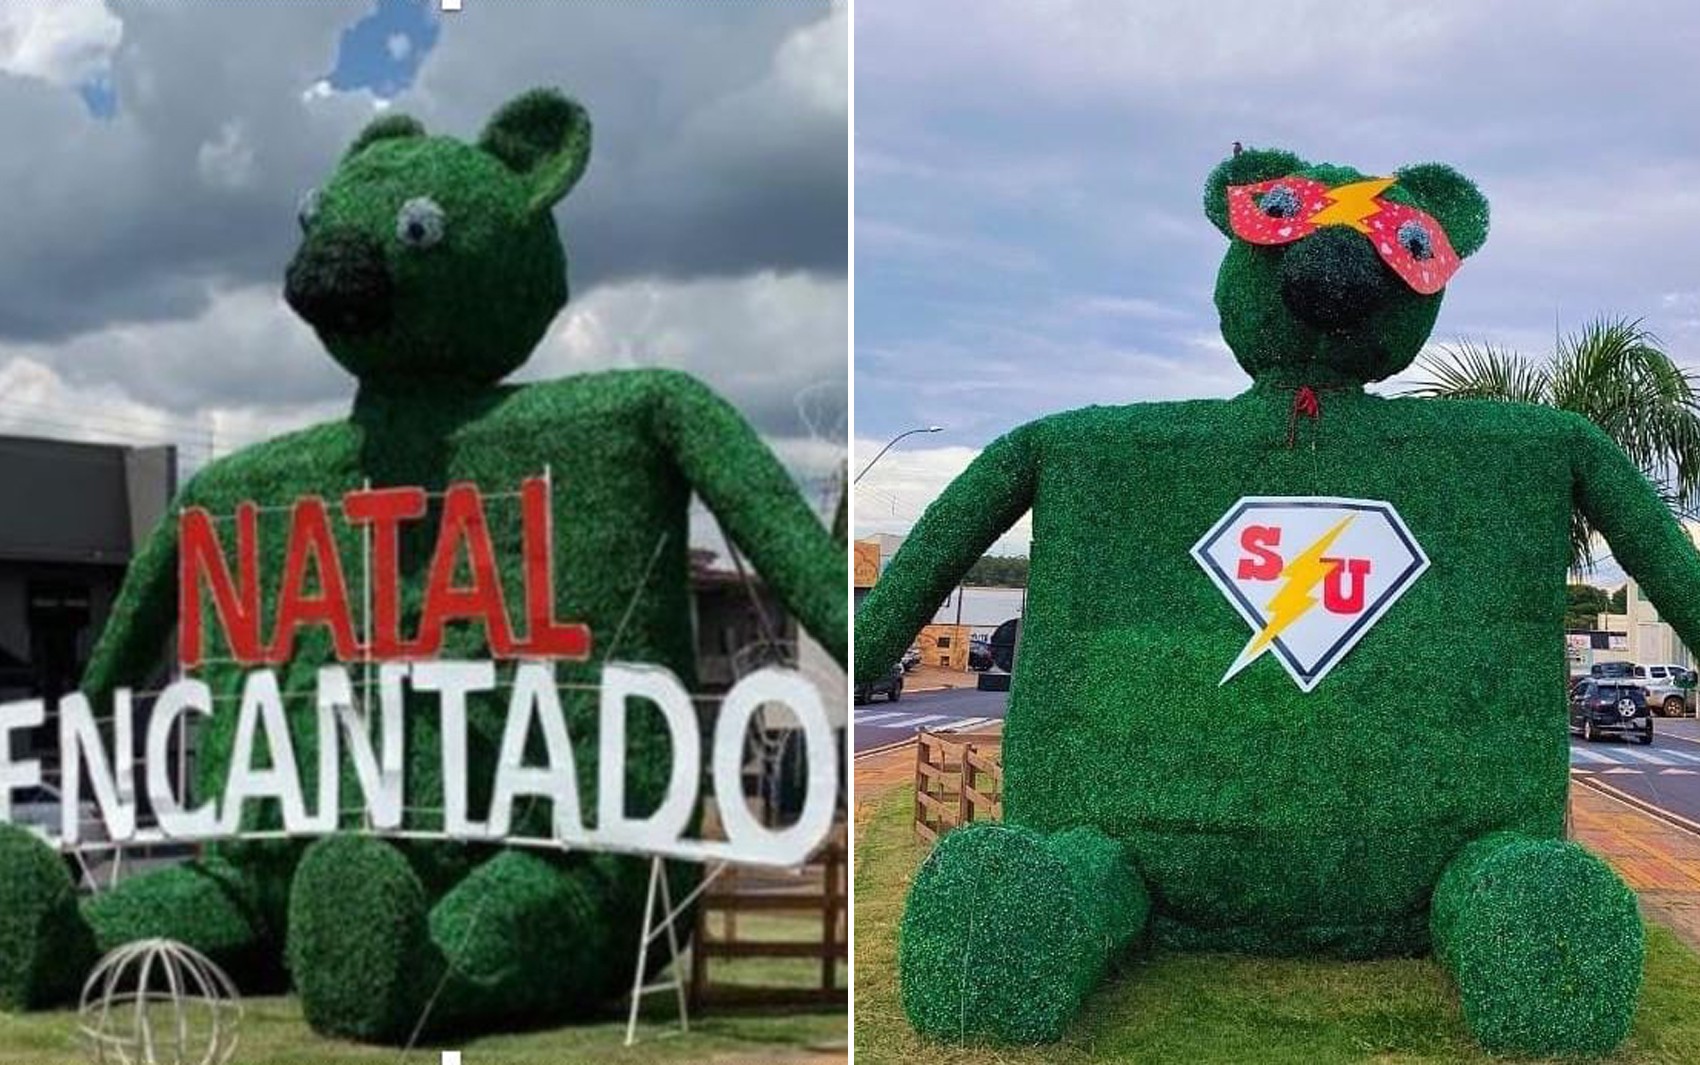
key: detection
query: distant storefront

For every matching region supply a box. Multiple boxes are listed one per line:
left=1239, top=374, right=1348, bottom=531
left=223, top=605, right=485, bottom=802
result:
left=0, top=435, right=176, bottom=704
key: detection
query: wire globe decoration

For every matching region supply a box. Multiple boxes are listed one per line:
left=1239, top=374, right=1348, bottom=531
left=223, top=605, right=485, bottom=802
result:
left=76, top=938, right=242, bottom=1065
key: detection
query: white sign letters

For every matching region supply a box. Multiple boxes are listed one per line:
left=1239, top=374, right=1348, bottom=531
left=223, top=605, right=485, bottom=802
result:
left=0, top=661, right=837, bottom=868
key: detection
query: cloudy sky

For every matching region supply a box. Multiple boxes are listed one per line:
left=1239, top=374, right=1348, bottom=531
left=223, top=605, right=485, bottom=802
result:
left=853, top=0, right=1700, bottom=574
left=0, top=0, right=847, bottom=549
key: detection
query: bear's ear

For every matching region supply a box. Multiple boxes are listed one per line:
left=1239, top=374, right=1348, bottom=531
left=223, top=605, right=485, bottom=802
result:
left=479, top=88, right=592, bottom=213
left=1395, top=162, right=1489, bottom=258
left=1204, top=147, right=1308, bottom=237
left=346, top=114, right=425, bottom=159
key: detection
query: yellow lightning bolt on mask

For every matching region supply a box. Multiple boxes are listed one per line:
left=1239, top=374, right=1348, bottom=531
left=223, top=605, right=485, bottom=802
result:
left=1306, top=177, right=1395, bottom=234
left=1221, top=514, right=1356, bottom=685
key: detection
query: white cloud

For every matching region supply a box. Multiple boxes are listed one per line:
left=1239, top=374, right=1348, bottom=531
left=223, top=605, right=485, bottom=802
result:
left=196, top=119, right=257, bottom=189
left=0, top=2, right=121, bottom=88
left=386, top=32, right=412, bottom=62
left=770, top=2, right=846, bottom=117
left=0, top=282, right=342, bottom=413
left=852, top=438, right=1033, bottom=556
left=0, top=356, right=187, bottom=451
left=527, top=269, right=847, bottom=447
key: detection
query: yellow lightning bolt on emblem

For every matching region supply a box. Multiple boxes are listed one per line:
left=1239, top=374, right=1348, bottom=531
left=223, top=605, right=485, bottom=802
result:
left=1306, top=177, right=1394, bottom=234
left=1221, top=515, right=1356, bottom=685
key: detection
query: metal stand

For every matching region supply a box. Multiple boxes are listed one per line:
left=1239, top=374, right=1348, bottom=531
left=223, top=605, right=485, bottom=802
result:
left=624, top=856, right=730, bottom=1047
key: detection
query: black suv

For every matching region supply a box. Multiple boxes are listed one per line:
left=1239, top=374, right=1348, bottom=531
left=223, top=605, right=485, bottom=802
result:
left=855, top=662, right=904, bottom=705
left=1570, top=679, right=1653, bottom=744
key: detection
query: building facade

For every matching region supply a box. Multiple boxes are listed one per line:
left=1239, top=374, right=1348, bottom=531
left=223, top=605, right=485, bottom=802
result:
left=0, top=436, right=176, bottom=731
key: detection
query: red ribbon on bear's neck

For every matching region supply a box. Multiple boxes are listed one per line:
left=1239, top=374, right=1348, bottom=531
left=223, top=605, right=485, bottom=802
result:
left=1286, top=385, right=1321, bottom=448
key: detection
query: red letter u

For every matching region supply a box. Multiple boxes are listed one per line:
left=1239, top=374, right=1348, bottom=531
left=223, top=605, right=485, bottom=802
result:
left=1322, top=557, right=1371, bottom=614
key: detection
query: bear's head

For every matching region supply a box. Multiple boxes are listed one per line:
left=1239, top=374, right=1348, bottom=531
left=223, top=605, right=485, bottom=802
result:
left=1204, top=148, right=1489, bottom=387
left=285, top=88, right=590, bottom=387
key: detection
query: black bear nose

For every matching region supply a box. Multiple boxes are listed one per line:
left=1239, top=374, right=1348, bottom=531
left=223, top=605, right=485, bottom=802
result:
left=1279, top=226, right=1398, bottom=330
left=285, top=229, right=393, bottom=336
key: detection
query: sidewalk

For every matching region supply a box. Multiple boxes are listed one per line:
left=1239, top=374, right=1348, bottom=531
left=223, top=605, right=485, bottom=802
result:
left=852, top=725, right=1002, bottom=836
left=901, top=664, right=982, bottom=692
left=1571, top=779, right=1700, bottom=947
left=854, top=739, right=1700, bottom=953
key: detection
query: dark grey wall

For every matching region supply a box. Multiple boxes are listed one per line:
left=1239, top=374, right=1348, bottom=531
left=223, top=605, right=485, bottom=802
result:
left=0, top=437, right=175, bottom=564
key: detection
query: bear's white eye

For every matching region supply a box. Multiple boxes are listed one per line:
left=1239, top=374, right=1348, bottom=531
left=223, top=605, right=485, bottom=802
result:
left=1397, top=219, right=1434, bottom=261
left=297, top=188, right=321, bottom=233
left=396, top=197, right=446, bottom=249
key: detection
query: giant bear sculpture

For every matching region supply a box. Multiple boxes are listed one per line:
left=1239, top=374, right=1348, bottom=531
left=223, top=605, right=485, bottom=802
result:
left=856, top=147, right=1698, bottom=1056
left=0, top=88, right=845, bottom=1043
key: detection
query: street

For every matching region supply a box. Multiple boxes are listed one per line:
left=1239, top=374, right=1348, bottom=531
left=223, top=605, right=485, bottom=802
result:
left=851, top=685, right=1008, bottom=752
left=1570, top=717, right=1700, bottom=827
left=852, top=687, right=1700, bottom=832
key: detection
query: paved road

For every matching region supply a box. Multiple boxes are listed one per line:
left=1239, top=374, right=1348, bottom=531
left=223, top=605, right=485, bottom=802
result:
left=852, top=684, right=1008, bottom=752
left=1571, top=717, right=1700, bottom=826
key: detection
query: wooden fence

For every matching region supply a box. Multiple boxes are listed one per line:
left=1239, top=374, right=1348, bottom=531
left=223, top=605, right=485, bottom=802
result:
left=689, top=827, right=847, bottom=1010
left=913, top=730, right=1004, bottom=843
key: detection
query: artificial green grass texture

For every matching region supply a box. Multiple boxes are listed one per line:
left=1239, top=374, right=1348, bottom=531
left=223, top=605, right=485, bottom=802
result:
left=855, top=790, right=1700, bottom=1065
left=0, top=826, right=94, bottom=1010
left=0, top=88, right=845, bottom=1042
left=852, top=149, right=1700, bottom=1054
left=1431, top=833, right=1642, bottom=1056
left=899, top=822, right=1146, bottom=1043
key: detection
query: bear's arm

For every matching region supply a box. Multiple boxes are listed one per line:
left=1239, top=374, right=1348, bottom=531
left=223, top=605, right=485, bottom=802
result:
left=854, top=419, right=1041, bottom=683
left=1572, top=415, right=1700, bottom=648
left=80, top=504, right=179, bottom=708
left=652, top=370, right=847, bottom=667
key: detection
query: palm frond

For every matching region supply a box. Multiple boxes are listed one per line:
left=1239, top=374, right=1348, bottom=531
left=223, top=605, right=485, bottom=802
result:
left=1415, top=316, right=1700, bottom=572
left=1404, top=340, right=1550, bottom=403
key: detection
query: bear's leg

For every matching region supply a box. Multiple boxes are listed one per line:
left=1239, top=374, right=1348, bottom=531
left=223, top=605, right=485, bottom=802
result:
left=0, top=825, right=98, bottom=1009
left=1431, top=831, right=1642, bottom=1056
left=286, top=835, right=444, bottom=1043
left=81, top=854, right=276, bottom=989
left=0, top=827, right=271, bottom=1009
left=288, top=837, right=647, bottom=1042
left=899, top=821, right=1147, bottom=1044
left=419, top=849, right=647, bottom=1031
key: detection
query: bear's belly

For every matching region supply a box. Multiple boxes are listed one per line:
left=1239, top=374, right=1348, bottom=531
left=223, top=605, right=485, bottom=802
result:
left=998, top=618, right=1569, bottom=957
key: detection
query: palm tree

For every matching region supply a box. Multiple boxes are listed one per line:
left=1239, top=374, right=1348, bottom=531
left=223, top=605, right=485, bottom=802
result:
left=1405, top=317, right=1700, bottom=570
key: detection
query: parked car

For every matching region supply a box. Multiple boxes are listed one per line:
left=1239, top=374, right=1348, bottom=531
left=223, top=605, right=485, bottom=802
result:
left=1590, top=661, right=1637, bottom=679
left=1569, top=679, right=1653, bottom=744
left=1638, top=663, right=1692, bottom=684
left=855, top=662, right=904, bottom=704
left=1583, top=663, right=1697, bottom=716
left=1644, top=679, right=1696, bottom=718
left=901, top=647, right=921, bottom=672
left=967, top=641, right=993, bottom=671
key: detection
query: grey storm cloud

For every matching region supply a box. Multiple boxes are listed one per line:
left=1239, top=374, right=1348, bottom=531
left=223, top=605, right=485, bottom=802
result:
left=0, top=2, right=846, bottom=350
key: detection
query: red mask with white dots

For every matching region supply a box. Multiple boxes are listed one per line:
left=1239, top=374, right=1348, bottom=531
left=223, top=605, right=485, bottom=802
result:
left=1226, top=176, right=1462, bottom=295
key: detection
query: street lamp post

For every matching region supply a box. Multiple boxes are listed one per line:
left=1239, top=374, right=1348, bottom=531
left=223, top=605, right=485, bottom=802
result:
left=854, top=425, right=943, bottom=484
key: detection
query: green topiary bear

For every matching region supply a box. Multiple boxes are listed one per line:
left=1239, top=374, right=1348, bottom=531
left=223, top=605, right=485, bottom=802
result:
left=0, top=88, right=844, bottom=1043
left=857, top=147, right=1698, bottom=1056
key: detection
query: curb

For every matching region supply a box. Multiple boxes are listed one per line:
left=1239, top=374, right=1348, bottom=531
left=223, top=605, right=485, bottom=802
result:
left=854, top=737, right=918, bottom=761
left=1573, top=771, right=1700, bottom=839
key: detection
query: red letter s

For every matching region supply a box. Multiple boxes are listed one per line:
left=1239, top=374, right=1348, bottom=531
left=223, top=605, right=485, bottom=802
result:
left=1237, top=525, right=1282, bottom=580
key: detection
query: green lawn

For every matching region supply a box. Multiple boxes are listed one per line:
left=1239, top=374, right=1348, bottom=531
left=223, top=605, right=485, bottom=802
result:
left=0, top=916, right=843, bottom=1065
left=854, top=791, right=1700, bottom=1065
